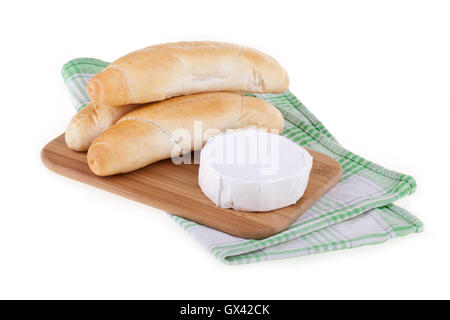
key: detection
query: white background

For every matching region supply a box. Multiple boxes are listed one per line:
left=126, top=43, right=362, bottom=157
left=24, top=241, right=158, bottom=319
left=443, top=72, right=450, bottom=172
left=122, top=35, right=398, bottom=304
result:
left=0, top=0, right=449, bottom=299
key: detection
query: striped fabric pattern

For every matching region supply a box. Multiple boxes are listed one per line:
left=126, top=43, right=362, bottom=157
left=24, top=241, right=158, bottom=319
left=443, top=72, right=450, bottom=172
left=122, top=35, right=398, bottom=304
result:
left=61, top=58, right=108, bottom=112
left=62, top=58, right=423, bottom=264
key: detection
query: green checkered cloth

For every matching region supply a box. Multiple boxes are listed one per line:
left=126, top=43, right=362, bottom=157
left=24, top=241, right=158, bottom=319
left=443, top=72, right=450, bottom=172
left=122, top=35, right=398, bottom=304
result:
left=62, top=58, right=423, bottom=265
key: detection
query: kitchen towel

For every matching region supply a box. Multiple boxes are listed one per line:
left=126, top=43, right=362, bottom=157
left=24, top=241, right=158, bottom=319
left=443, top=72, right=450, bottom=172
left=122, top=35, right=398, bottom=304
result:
left=62, top=58, right=423, bottom=265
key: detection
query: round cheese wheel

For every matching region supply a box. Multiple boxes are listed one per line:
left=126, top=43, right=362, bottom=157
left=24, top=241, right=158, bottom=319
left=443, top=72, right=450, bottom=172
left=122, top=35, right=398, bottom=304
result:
left=198, top=129, right=313, bottom=212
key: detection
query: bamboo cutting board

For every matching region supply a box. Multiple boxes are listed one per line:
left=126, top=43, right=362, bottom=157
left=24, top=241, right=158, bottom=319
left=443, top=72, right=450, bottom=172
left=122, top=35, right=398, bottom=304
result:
left=41, top=134, right=342, bottom=239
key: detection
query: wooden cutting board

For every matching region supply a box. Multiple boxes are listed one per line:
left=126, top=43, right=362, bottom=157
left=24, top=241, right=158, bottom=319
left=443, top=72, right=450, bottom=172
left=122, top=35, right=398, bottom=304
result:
left=41, top=134, right=342, bottom=239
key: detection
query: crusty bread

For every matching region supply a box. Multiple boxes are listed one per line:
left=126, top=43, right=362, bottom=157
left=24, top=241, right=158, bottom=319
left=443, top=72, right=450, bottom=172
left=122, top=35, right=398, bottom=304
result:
left=88, top=41, right=289, bottom=106
left=87, top=92, right=284, bottom=176
left=65, top=101, right=138, bottom=151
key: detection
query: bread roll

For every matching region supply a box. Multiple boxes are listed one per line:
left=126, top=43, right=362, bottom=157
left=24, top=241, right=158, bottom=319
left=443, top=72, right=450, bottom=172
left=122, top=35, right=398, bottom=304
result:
left=88, top=41, right=289, bottom=106
left=87, top=92, right=284, bottom=176
left=65, top=101, right=138, bottom=151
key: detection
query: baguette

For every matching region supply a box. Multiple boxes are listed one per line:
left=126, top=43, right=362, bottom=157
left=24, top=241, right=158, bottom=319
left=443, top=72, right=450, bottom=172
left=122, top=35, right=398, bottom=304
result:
left=65, top=101, right=139, bottom=151
left=87, top=92, right=284, bottom=176
left=88, top=41, right=289, bottom=106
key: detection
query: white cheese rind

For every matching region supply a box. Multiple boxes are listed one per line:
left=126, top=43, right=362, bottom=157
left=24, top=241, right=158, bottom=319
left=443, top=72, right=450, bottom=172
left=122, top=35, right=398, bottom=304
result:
left=198, top=130, right=313, bottom=212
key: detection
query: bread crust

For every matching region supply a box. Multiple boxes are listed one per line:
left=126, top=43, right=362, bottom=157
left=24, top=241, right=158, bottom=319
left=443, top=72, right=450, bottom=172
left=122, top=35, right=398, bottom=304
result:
left=65, top=101, right=138, bottom=151
left=87, top=92, right=284, bottom=176
left=88, top=41, right=289, bottom=106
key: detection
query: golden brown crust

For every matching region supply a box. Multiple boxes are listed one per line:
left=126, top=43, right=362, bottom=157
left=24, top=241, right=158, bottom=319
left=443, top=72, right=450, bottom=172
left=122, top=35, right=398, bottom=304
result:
left=65, top=101, right=138, bottom=151
left=87, top=92, right=284, bottom=176
left=88, top=41, right=289, bottom=106
left=236, top=96, right=285, bottom=133
left=87, top=120, right=177, bottom=175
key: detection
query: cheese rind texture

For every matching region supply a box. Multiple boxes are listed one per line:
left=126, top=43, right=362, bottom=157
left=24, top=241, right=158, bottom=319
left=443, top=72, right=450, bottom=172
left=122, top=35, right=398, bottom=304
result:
left=198, top=130, right=313, bottom=212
